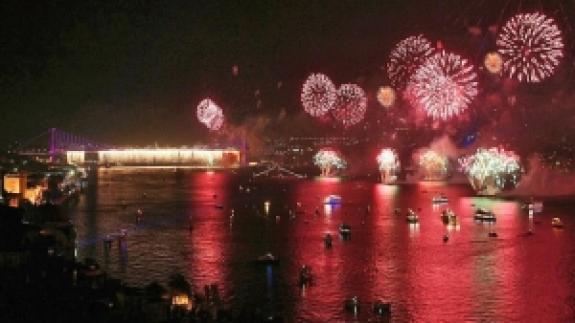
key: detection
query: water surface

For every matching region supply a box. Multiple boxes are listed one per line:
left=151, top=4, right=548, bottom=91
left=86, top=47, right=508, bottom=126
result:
left=72, top=168, right=575, bottom=321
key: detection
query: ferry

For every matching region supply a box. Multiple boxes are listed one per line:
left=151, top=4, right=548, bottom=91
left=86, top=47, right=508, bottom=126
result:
left=324, top=195, right=342, bottom=205
left=432, top=194, right=449, bottom=204
left=441, top=209, right=457, bottom=225
left=406, top=209, right=419, bottom=224
left=256, top=252, right=279, bottom=265
left=339, top=223, right=352, bottom=236
left=474, top=208, right=496, bottom=222
left=552, top=217, right=563, bottom=228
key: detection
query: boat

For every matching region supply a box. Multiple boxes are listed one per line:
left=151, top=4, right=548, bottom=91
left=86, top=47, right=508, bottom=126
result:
left=406, top=209, right=419, bottom=224
left=298, top=265, right=313, bottom=286
left=339, top=224, right=352, bottom=237
left=256, top=252, right=279, bottom=265
left=523, top=201, right=544, bottom=214
left=344, top=297, right=360, bottom=314
left=373, top=301, right=391, bottom=316
left=474, top=208, right=496, bottom=222
left=441, top=209, right=457, bottom=225
left=324, top=195, right=342, bottom=205
left=432, top=194, right=449, bottom=204
left=324, top=233, right=333, bottom=248
left=103, top=235, right=114, bottom=247
left=552, top=217, right=563, bottom=228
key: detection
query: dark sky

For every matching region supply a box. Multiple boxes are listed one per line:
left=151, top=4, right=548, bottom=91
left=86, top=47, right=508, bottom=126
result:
left=1, top=0, right=574, bottom=148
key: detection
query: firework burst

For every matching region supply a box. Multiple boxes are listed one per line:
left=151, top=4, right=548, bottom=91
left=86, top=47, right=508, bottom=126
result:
left=387, top=35, right=434, bottom=90
left=314, top=149, right=347, bottom=177
left=301, top=73, right=337, bottom=117
left=459, top=148, right=521, bottom=195
left=197, top=98, right=224, bottom=131
left=205, top=112, right=224, bottom=131
left=377, top=86, right=396, bottom=108
left=332, top=84, right=368, bottom=127
left=377, top=148, right=400, bottom=184
left=418, top=150, right=449, bottom=181
left=484, top=52, right=503, bottom=74
left=497, top=12, right=564, bottom=83
left=409, top=51, right=478, bottom=120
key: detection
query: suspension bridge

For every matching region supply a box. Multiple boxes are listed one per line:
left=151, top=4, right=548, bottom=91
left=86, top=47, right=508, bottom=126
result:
left=14, top=128, right=245, bottom=168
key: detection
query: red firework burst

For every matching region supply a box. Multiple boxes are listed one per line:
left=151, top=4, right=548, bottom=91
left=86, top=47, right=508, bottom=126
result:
left=332, top=84, right=368, bottom=127
left=387, top=35, right=435, bottom=90
left=408, top=51, right=478, bottom=120
left=301, top=73, right=337, bottom=117
left=497, top=12, right=564, bottom=83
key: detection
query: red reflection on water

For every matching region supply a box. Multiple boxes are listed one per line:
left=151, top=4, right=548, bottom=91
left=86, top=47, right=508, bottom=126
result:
left=288, top=178, right=349, bottom=321
left=77, top=171, right=575, bottom=321
left=187, top=171, right=230, bottom=294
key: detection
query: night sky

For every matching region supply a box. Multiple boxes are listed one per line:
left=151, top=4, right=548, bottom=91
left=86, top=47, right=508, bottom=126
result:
left=1, top=1, right=574, bottom=152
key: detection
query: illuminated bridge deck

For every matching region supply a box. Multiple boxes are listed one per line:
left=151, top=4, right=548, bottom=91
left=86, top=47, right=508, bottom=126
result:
left=66, top=148, right=241, bottom=168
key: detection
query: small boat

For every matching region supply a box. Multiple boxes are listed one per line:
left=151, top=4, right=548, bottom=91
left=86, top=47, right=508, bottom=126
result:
left=324, top=195, right=342, bottom=205
left=406, top=209, right=419, bottom=224
left=298, top=265, right=313, bottom=286
left=256, top=252, right=279, bottom=265
left=324, top=233, right=333, bottom=248
left=523, top=201, right=544, bottom=214
left=373, top=301, right=391, bottom=316
left=474, top=208, right=496, bottom=222
left=552, top=217, right=563, bottom=228
left=339, top=224, right=352, bottom=237
left=344, top=297, right=360, bottom=315
left=441, top=209, right=457, bottom=225
left=432, top=194, right=449, bottom=204
left=103, top=235, right=114, bottom=246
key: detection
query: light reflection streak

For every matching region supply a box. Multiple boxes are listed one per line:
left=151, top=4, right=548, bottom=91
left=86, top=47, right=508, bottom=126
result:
left=187, top=171, right=230, bottom=295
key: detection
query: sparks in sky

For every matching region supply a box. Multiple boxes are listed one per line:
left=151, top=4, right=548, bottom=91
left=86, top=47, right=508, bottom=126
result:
left=332, top=83, right=368, bottom=127
left=497, top=12, right=564, bottom=83
left=197, top=98, right=224, bottom=131
left=377, top=86, right=396, bottom=108
left=387, top=35, right=435, bottom=90
left=301, top=73, right=337, bottom=117
left=484, top=52, right=503, bottom=74
left=408, top=51, right=478, bottom=120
